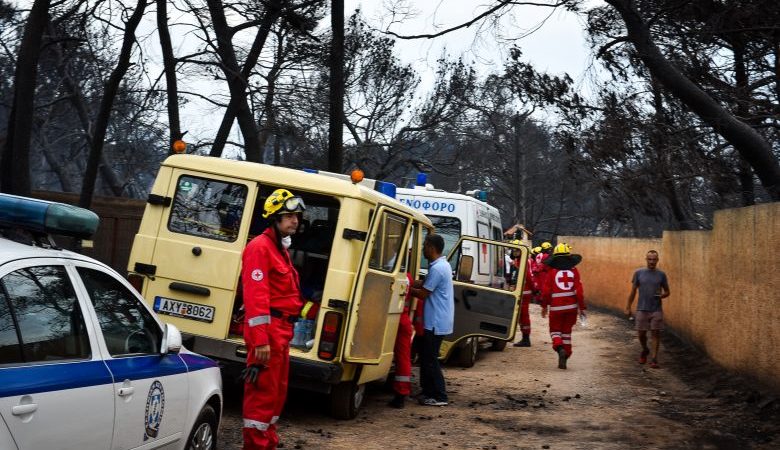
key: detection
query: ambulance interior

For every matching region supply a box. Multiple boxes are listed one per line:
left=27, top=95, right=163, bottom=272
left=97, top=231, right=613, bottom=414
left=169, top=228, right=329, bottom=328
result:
left=229, top=187, right=340, bottom=352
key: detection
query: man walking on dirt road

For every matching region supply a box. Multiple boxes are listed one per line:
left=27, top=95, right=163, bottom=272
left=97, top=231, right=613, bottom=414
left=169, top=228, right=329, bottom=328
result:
left=626, top=250, right=671, bottom=369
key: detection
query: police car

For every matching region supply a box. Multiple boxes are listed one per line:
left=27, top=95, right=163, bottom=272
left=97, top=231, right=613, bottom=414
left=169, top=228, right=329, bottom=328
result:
left=0, top=194, right=222, bottom=450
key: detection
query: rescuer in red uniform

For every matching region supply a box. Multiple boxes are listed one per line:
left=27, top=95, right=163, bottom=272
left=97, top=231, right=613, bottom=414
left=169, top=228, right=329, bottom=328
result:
left=389, top=272, right=415, bottom=408
left=534, top=242, right=553, bottom=299
left=240, top=188, right=306, bottom=449
left=541, top=243, right=585, bottom=370
left=508, top=240, right=534, bottom=347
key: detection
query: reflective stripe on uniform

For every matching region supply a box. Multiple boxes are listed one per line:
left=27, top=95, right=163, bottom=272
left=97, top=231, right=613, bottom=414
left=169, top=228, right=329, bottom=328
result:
left=248, top=315, right=271, bottom=327
left=300, top=302, right=314, bottom=318
left=271, top=416, right=279, bottom=424
left=394, top=375, right=411, bottom=382
left=550, top=332, right=561, bottom=337
left=522, top=290, right=532, bottom=295
left=243, top=419, right=270, bottom=431
left=552, top=292, right=576, bottom=298
left=549, top=304, right=578, bottom=311
left=562, top=340, right=572, bottom=344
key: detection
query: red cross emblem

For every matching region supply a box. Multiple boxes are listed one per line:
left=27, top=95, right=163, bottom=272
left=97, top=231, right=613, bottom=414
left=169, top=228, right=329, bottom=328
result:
left=555, top=270, right=575, bottom=290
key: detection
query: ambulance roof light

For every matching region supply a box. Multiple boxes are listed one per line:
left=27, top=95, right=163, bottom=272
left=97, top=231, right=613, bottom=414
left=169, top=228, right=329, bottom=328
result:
left=375, top=180, right=397, bottom=199
left=0, top=194, right=99, bottom=238
left=416, top=173, right=427, bottom=186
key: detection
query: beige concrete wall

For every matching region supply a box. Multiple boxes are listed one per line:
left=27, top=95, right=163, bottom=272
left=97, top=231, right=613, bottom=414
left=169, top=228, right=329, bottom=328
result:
left=560, top=202, right=780, bottom=392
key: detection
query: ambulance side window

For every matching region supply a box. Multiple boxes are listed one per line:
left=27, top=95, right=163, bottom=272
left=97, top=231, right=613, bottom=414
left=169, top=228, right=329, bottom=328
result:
left=0, top=266, right=90, bottom=364
left=77, top=267, right=162, bottom=356
left=168, top=175, right=248, bottom=242
left=369, top=212, right=409, bottom=272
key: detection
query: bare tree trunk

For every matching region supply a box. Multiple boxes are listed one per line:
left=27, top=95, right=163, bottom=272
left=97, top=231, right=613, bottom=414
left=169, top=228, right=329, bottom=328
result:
left=606, top=0, right=780, bottom=200
left=328, top=0, right=344, bottom=172
left=78, top=0, right=147, bottom=208
left=207, top=0, right=277, bottom=161
left=209, top=2, right=282, bottom=157
left=157, top=0, right=182, bottom=154
left=649, top=78, right=690, bottom=230
left=732, top=42, right=755, bottom=206
left=0, top=0, right=51, bottom=196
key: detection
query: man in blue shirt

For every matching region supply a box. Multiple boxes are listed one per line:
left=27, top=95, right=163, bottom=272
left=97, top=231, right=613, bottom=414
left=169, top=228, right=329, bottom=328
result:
left=410, top=233, right=454, bottom=406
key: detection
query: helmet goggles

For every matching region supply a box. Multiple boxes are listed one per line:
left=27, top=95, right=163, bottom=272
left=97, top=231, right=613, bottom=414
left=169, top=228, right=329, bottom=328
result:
left=276, top=196, right=306, bottom=215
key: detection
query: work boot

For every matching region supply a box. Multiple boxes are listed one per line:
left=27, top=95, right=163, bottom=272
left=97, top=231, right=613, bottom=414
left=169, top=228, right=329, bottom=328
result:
left=388, top=394, right=406, bottom=409
left=557, top=347, right=567, bottom=370
left=520, top=333, right=531, bottom=347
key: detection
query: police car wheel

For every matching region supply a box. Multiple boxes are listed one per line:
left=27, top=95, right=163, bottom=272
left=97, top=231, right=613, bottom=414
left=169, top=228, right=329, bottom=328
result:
left=330, top=380, right=365, bottom=420
left=489, top=339, right=507, bottom=352
left=186, top=405, right=218, bottom=450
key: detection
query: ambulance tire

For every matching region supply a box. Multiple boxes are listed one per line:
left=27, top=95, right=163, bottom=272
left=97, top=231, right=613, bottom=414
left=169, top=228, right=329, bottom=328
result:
left=489, top=339, right=507, bottom=351
left=330, top=380, right=365, bottom=420
left=456, top=337, right=478, bottom=368
left=186, top=404, right=218, bottom=450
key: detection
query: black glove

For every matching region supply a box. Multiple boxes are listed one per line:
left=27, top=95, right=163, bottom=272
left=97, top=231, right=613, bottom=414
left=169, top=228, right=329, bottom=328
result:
left=240, top=365, right=263, bottom=384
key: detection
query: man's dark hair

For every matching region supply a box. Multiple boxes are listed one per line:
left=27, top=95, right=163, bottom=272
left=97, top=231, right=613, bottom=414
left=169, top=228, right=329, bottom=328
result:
left=647, top=250, right=659, bottom=256
left=425, top=233, right=445, bottom=254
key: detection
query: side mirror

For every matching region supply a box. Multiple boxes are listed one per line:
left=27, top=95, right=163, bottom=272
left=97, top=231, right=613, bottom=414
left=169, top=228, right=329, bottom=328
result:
left=161, top=323, right=182, bottom=354
left=458, top=255, right=474, bottom=281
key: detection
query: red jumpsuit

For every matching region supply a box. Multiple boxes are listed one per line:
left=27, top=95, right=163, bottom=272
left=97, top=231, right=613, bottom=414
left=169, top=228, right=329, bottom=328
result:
left=241, top=226, right=302, bottom=450
left=516, top=261, right=535, bottom=336
left=392, top=273, right=415, bottom=396
left=541, top=267, right=585, bottom=357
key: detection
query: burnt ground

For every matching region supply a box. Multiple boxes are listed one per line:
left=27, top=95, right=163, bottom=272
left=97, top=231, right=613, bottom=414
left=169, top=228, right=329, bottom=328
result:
left=217, top=305, right=780, bottom=449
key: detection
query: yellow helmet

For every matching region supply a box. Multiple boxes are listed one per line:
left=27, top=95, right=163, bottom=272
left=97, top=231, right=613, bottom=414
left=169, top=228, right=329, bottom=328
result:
left=263, top=189, right=306, bottom=218
left=553, top=243, right=571, bottom=255
left=532, top=246, right=542, bottom=255
left=510, top=239, right=521, bottom=246
left=541, top=241, right=552, bottom=250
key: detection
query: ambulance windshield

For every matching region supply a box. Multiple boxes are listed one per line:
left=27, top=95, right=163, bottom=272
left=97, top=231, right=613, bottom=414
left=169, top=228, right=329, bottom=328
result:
left=422, top=216, right=461, bottom=270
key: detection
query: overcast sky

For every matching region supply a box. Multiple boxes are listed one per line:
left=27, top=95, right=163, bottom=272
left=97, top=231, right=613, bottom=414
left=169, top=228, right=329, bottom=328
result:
left=343, top=0, right=598, bottom=94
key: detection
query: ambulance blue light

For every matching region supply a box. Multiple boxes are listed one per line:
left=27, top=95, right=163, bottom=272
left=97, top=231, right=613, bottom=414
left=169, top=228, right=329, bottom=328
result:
left=374, top=181, right=397, bottom=199
left=302, top=168, right=318, bottom=174
left=477, top=191, right=488, bottom=202
left=0, top=194, right=99, bottom=238
left=416, top=173, right=427, bottom=186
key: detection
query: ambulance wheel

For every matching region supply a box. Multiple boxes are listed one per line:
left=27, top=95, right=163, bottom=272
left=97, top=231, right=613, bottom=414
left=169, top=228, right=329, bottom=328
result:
left=330, top=380, right=365, bottom=420
left=186, top=404, right=217, bottom=450
left=457, top=337, right=478, bottom=368
left=489, top=339, right=507, bottom=352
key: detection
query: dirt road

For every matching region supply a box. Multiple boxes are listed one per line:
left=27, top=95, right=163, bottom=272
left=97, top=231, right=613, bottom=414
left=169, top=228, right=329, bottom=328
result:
left=218, top=305, right=780, bottom=449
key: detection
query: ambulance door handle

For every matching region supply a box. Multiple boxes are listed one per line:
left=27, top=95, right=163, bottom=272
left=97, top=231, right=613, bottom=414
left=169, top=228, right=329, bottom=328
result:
left=118, top=386, right=135, bottom=397
left=11, top=403, right=37, bottom=416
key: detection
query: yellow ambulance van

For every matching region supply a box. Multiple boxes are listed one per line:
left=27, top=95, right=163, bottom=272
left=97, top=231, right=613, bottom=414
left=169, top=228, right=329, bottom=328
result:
left=127, top=155, right=527, bottom=418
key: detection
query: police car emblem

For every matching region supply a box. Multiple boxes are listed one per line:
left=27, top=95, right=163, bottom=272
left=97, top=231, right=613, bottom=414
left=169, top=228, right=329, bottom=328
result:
left=144, top=380, right=166, bottom=440
left=251, top=269, right=264, bottom=281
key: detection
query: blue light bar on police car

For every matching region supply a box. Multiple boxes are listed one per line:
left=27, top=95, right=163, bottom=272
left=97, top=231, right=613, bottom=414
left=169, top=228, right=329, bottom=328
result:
left=0, top=194, right=99, bottom=238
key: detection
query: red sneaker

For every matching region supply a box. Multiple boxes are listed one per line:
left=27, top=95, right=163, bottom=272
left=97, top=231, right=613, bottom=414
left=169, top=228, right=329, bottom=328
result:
left=649, top=359, right=660, bottom=369
left=639, top=350, right=649, bottom=364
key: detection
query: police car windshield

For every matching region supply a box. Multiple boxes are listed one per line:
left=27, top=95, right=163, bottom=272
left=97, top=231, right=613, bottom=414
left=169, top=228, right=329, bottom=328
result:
left=422, top=216, right=461, bottom=270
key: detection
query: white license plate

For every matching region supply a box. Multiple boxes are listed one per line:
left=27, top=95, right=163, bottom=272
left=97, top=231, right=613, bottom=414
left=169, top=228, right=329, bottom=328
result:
left=153, top=296, right=215, bottom=323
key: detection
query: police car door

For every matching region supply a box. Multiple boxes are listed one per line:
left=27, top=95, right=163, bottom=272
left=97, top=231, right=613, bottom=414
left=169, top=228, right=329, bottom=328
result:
left=444, top=238, right=526, bottom=347
left=72, top=262, right=189, bottom=449
left=0, top=260, right=114, bottom=450
left=344, top=207, right=412, bottom=364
